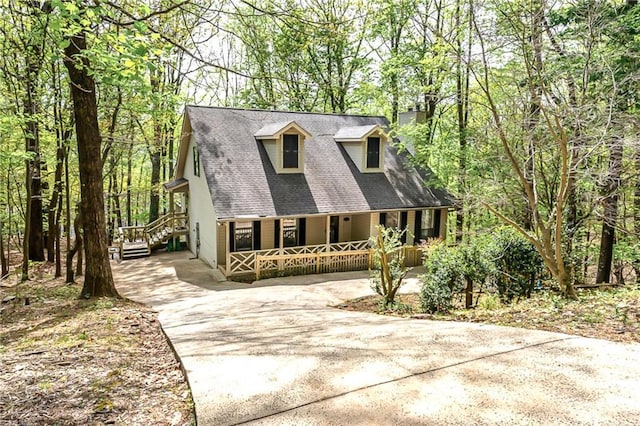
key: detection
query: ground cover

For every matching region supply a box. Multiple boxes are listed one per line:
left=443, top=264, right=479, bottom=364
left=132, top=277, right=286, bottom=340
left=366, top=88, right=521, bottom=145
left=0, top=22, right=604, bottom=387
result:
left=0, top=262, right=194, bottom=426
left=338, top=286, right=640, bottom=344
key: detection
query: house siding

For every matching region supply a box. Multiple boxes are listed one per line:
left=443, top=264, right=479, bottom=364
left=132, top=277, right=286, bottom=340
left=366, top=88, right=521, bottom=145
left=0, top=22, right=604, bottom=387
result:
left=186, top=134, right=218, bottom=268
left=351, top=213, right=371, bottom=241
left=342, top=141, right=364, bottom=172
left=339, top=215, right=352, bottom=242
left=261, top=219, right=275, bottom=250
left=306, top=216, right=326, bottom=245
left=263, top=140, right=277, bottom=170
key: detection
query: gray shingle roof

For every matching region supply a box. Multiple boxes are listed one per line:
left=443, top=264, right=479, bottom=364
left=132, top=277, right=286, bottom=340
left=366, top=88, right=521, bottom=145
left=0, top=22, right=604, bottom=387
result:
left=254, top=121, right=295, bottom=138
left=334, top=124, right=378, bottom=140
left=186, top=106, right=454, bottom=219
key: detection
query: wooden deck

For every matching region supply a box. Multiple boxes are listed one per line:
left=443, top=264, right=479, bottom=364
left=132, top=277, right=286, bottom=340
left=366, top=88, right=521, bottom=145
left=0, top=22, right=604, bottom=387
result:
left=116, top=212, right=188, bottom=259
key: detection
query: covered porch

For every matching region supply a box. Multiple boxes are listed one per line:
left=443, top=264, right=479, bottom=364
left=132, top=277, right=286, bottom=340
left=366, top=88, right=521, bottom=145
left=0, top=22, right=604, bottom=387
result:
left=218, top=209, right=447, bottom=279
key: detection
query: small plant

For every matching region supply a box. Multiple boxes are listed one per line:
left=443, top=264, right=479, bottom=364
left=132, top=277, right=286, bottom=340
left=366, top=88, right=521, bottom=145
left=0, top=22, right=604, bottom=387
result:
left=376, top=299, right=413, bottom=315
left=478, top=293, right=502, bottom=311
left=369, top=225, right=410, bottom=308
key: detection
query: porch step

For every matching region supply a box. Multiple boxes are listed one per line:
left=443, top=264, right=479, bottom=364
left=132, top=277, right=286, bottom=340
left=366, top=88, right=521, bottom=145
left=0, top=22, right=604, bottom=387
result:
left=122, top=246, right=151, bottom=259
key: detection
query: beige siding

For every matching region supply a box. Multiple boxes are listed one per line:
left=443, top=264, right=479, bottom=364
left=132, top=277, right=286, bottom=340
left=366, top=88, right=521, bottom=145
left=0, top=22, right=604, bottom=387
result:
left=216, top=223, right=226, bottom=265
left=306, top=216, right=326, bottom=245
left=342, top=142, right=363, bottom=172
left=339, top=215, right=352, bottom=242
left=351, top=214, right=371, bottom=240
left=262, top=140, right=277, bottom=169
left=439, top=208, right=448, bottom=239
left=261, top=219, right=275, bottom=249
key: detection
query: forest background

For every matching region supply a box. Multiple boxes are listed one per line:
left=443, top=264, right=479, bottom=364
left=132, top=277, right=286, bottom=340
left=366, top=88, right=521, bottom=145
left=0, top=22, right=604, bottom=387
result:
left=0, top=0, right=638, bottom=298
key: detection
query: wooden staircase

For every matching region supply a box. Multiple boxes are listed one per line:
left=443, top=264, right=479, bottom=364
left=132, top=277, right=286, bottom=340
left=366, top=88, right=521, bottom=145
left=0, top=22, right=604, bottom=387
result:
left=117, top=212, right=188, bottom=260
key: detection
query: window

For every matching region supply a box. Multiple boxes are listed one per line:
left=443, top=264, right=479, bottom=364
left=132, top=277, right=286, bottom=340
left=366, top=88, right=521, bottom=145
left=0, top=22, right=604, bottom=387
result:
left=283, top=134, right=299, bottom=169
left=282, top=218, right=298, bottom=247
left=419, top=210, right=439, bottom=240
left=193, top=146, right=200, bottom=176
left=234, top=222, right=253, bottom=251
left=366, top=137, right=380, bottom=169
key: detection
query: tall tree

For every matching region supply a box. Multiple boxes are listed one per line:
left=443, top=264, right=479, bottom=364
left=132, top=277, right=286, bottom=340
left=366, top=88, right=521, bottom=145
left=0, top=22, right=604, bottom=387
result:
left=63, top=22, right=118, bottom=297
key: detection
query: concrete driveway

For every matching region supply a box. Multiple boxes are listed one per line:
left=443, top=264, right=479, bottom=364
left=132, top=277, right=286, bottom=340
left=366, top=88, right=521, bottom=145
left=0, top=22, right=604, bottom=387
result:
left=113, top=251, right=640, bottom=425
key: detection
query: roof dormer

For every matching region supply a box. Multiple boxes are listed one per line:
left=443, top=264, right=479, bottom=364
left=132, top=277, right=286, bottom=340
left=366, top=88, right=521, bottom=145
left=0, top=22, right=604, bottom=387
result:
left=255, top=121, right=312, bottom=174
left=334, top=124, right=388, bottom=173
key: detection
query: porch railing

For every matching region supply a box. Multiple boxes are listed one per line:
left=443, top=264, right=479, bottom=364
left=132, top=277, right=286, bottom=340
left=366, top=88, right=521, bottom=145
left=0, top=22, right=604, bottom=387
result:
left=228, top=240, right=423, bottom=279
left=228, top=240, right=369, bottom=277
left=256, top=250, right=370, bottom=279
left=117, top=211, right=188, bottom=258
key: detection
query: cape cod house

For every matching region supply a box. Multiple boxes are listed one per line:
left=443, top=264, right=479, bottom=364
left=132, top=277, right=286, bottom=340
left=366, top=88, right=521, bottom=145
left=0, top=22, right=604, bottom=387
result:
left=161, top=106, right=455, bottom=279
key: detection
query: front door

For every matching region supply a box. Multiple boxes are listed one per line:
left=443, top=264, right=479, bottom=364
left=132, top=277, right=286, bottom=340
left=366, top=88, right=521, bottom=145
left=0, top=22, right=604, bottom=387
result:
left=330, top=215, right=339, bottom=244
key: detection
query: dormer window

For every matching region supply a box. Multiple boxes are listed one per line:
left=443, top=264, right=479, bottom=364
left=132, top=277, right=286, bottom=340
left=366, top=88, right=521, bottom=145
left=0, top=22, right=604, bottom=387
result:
left=366, top=137, right=380, bottom=169
left=255, top=121, right=311, bottom=174
left=283, top=134, right=299, bottom=169
left=334, top=124, right=388, bottom=173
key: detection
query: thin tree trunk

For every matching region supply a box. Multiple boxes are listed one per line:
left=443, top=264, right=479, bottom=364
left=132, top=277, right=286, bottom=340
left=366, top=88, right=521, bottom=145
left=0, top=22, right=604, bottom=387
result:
left=63, top=30, right=118, bottom=298
left=149, top=151, right=161, bottom=223
left=21, top=159, right=32, bottom=282
left=0, top=214, right=7, bottom=278
left=65, top=137, right=73, bottom=283
left=55, top=191, right=62, bottom=278
left=47, top=145, right=65, bottom=262
left=455, top=0, right=472, bottom=243
left=126, top=142, right=133, bottom=226
left=596, top=137, right=623, bottom=283
left=634, top=142, right=640, bottom=284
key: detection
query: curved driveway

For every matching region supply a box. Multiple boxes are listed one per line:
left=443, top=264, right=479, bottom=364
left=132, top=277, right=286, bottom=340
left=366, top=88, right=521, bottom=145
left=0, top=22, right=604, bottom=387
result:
left=113, top=252, right=640, bottom=425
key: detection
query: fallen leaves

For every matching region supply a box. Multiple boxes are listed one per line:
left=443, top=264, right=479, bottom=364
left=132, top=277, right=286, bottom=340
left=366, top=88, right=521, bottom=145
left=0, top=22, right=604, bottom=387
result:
left=1, top=272, right=194, bottom=425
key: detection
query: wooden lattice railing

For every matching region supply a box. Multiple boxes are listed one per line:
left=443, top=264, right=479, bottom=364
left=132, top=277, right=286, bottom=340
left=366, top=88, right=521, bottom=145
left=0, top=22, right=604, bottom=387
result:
left=227, top=240, right=425, bottom=279
left=227, top=240, right=370, bottom=276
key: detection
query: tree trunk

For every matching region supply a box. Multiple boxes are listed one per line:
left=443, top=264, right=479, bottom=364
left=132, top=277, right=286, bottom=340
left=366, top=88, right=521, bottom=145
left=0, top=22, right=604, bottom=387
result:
left=63, top=30, right=118, bottom=298
left=21, top=159, right=32, bottom=282
left=455, top=0, right=472, bottom=243
left=596, top=137, right=623, bottom=283
left=23, top=41, right=45, bottom=262
left=0, top=215, right=7, bottom=278
left=47, top=145, right=65, bottom=262
left=149, top=150, right=161, bottom=223
left=55, top=192, right=62, bottom=278
left=126, top=142, right=133, bottom=226
left=66, top=208, right=82, bottom=284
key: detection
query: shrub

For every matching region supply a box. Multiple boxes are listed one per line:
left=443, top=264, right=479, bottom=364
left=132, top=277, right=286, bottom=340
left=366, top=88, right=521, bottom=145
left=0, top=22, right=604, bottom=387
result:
left=487, top=227, right=543, bottom=302
left=419, top=238, right=494, bottom=313
left=420, top=242, right=464, bottom=313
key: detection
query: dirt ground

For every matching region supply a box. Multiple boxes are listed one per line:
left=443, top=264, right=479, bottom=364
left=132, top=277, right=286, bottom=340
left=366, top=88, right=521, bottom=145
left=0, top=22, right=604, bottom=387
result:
left=338, top=287, right=640, bottom=344
left=0, top=261, right=194, bottom=426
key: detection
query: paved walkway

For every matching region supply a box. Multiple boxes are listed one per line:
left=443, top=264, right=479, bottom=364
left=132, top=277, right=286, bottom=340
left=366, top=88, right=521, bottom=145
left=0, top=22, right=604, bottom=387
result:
left=113, top=251, right=640, bottom=426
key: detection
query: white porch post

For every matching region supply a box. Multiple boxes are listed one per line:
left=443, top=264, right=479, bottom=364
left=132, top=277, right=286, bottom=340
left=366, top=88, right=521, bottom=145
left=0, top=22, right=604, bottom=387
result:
left=325, top=215, right=331, bottom=252
left=278, top=218, right=284, bottom=255
left=225, top=221, right=231, bottom=276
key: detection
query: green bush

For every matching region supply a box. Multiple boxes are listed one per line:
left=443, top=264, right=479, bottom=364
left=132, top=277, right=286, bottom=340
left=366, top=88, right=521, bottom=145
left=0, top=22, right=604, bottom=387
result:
left=419, top=238, right=494, bottom=313
left=487, top=227, right=543, bottom=302
left=420, top=242, right=464, bottom=313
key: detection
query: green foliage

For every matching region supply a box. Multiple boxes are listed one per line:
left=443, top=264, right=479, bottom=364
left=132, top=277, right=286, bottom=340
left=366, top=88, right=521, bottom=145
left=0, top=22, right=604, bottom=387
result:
left=420, top=242, right=464, bottom=313
left=369, top=225, right=409, bottom=308
left=487, top=227, right=543, bottom=302
left=420, top=238, right=494, bottom=313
